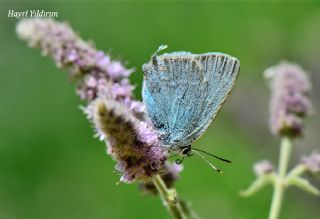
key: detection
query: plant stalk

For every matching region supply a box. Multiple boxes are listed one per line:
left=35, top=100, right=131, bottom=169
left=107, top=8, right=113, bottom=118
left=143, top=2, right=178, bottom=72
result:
left=268, top=137, right=292, bottom=219
left=152, top=175, right=187, bottom=219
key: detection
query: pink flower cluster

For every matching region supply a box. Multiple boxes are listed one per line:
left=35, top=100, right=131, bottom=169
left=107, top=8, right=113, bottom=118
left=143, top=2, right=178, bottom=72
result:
left=301, top=152, right=320, bottom=173
left=265, top=62, right=312, bottom=138
left=91, top=98, right=166, bottom=182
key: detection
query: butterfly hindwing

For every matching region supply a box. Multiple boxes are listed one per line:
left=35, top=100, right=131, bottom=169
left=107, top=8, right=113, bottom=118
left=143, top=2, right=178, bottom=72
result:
left=142, top=51, right=240, bottom=146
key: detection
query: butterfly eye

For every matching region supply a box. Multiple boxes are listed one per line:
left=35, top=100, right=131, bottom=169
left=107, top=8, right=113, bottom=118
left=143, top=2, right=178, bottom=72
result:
left=182, top=147, right=191, bottom=156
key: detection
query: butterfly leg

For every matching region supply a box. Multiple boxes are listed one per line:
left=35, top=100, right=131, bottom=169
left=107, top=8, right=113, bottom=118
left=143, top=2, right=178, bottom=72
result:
left=175, top=157, right=185, bottom=165
left=187, top=153, right=194, bottom=157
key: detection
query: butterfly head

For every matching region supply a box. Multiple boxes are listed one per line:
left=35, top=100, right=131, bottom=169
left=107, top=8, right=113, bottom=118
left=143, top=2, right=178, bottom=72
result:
left=179, top=145, right=192, bottom=157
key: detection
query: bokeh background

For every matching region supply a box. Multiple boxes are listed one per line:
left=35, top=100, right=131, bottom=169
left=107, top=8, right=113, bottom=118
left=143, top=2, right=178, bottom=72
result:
left=1, top=1, right=320, bottom=219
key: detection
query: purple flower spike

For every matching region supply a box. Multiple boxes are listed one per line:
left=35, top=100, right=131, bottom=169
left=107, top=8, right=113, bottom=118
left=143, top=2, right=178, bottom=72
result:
left=301, top=152, right=320, bottom=174
left=16, top=19, right=134, bottom=102
left=265, top=62, right=312, bottom=138
left=90, top=98, right=167, bottom=183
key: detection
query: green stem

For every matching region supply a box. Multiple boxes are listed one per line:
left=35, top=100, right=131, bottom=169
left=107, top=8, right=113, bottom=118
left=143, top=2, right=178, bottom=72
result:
left=240, top=174, right=275, bottom=197
left=268, top=137, right=292, bottom=219
left=288, top=176, right=320, bottom=196
left=286, top=164, right=306, bottom=180
left=152, top=175, right=187, bottom=219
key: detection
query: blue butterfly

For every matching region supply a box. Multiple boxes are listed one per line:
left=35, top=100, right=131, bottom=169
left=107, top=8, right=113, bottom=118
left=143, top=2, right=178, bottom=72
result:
left=142, top=45, right=240, bottom=172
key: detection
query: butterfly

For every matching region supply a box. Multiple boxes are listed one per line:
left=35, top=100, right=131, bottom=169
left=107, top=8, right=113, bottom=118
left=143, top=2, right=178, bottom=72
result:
left=142, top=45, right=240, bottom=172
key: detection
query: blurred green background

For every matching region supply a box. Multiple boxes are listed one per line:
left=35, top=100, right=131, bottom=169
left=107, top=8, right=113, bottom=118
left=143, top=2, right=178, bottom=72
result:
left=0, top=1, right=320, bottom=219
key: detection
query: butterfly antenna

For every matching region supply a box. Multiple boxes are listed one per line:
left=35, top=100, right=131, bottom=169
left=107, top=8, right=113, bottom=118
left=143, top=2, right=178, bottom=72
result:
left=191, top=149, right=222, bottom=174
left=191, top=148, right=232, bottom=163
